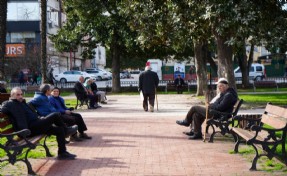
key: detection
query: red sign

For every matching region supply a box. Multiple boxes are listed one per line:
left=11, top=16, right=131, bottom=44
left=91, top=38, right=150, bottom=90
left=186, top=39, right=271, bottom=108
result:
left=5, top=44, right=25, bottom=57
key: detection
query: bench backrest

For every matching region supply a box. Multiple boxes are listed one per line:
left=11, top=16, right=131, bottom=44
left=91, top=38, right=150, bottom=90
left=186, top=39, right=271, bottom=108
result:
left=0, top=93, right=10, bottom=104
left=262, top=103, right=287, bottom=129
left=0, top=113, right=14, bottom=134
left=232, top=99, right=244, bottom=117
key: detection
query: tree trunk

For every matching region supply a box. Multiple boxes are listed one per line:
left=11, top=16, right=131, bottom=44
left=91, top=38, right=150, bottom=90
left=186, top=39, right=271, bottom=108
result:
left=216, top=35, right=236, bottom=89
left=238, top=43, right=249, bottom=88
left=111, top=30, right=121, bottom=93
left=41, top=0, right=48, bottom=83
left=194, top=40, right=208, bottom=96
left=0, top=0, right=7, bottom=80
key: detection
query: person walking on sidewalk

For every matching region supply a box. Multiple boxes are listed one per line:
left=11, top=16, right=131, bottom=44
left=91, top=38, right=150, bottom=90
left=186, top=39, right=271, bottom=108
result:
left=176, top=78, right=238, bottom=139
left=139, top=66, right=159, bottom=112
left=1, top=87, right=77, bottom=160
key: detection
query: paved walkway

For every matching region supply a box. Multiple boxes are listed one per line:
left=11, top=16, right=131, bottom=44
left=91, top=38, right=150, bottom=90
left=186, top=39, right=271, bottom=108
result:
left=1, top=94, right=284, bottom=175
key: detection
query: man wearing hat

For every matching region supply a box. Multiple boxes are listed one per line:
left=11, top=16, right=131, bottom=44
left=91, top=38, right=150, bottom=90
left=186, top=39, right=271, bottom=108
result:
left=139, top=65, right=159, bottom=112
left=176, top=78, right=238, bottom=139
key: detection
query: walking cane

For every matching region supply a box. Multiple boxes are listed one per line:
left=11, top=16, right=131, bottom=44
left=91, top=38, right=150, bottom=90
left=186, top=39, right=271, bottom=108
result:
left=155, top=87, right=158, bottom=111
left=203, top=102, right=209, bottom=142
left=203, top=90, right=209, bottom=142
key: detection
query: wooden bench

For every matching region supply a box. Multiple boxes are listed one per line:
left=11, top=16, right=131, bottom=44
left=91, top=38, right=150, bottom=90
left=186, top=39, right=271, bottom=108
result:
left=74, top=90, right=90, bottom=109
left=0, top=93, right=10, bottom=104
left=166, top=82, right=188, bottom=92
left=25, top=85, right=40, bottom=94
left=253, top=81, right=278, bottom=92
left=230, top=103, right=287, bottom=170
left=0, top=113, right=52, bottom=175
left=206, top=99, right=243, bottom=143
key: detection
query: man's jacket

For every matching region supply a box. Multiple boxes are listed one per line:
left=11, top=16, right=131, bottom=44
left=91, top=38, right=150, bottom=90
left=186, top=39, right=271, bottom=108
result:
left=139, top=70, right=159, bottom=94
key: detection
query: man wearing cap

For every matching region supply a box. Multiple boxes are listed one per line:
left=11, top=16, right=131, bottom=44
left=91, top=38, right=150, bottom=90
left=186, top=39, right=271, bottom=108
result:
left=176, top=78, right=238, bottom=139
left=139, top=65, right=159, bottom=112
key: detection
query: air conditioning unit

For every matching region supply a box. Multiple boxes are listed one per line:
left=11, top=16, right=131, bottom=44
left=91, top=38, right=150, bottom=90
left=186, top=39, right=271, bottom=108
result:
left=48, top=20, right=53, bottom=28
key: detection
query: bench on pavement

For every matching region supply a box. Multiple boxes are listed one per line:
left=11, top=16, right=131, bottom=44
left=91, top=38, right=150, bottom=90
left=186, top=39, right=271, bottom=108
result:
left=253, top=80, right=278, bottom=92
left=166, top=82, right=188, bottom=92
left=0, top=112, right=52, bottom=175
left=230, top=103, right=287, bottom=170
left=206, top=99, right=244, bottom=143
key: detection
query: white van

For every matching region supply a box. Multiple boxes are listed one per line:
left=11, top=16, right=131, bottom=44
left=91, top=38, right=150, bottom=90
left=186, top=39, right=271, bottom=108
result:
left=234, top=63, right=266, bottom=81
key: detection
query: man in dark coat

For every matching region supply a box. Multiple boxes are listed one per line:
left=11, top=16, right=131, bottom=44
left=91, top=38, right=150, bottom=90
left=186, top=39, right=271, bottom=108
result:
left=174, top=74, right=186, bottom=94
left=176, top=78, right=238, bottom=139
left=1, top=87, right=78, bottom=160
left=74, top=76, right=98, bottom=109
left=139, top=66, right=159, bottom=112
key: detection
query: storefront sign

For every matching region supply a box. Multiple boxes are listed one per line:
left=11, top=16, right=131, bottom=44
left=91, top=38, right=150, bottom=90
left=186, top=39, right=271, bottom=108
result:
left=5, top=44, right=25, bottom=57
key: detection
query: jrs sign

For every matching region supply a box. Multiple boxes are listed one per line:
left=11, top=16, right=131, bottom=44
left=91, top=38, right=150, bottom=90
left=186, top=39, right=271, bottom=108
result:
left=5, top=44, right=25, bottom=57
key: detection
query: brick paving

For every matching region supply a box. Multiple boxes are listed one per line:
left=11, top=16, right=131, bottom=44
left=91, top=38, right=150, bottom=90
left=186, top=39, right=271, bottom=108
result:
left=1, top=94, right=285, bottom=175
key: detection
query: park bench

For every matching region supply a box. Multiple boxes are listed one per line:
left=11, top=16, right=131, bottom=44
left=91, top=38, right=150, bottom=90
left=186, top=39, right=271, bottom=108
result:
left=0, top=93, right=10, bottom=104
left=253, top=80, right=278, bottom=92
left=25, top=85, right=40, bottom=94
left=205, top=99, right=243, bottom=143
left=166, top=82, right=188, bottom=92
left=74, top=90, right=90, bottom=109
left=230, top=103, right=287, bottom=170
left=0, top=112, right=52, bottom=175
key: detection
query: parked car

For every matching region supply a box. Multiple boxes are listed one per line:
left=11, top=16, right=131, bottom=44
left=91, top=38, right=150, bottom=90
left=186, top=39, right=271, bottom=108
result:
left=85, top=68, right=111, bottom=80
left=120, top=71, right=131, bottom=79
left=130, top=70, right=143, bottom=79
left=234, top=63, right=266, bottom=81
left=54, top=70, right=96, bottom=83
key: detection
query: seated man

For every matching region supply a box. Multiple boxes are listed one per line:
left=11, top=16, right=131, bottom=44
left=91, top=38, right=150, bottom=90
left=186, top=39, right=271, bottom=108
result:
left=1, top=87, right=77, bottom=160
left=91, top=79, right=107, bottom=104
left=29, top=84, right=92, bottom=141
left=49, top=87, right=92, bottom=141
left=174, top=74, right=186, bottom=94
left=74, top=76, right=99, bottom=109
left=176, top=78, right=238, bottom=139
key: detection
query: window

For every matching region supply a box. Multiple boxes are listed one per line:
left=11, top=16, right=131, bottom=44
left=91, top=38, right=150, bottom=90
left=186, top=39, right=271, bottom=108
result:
left=10, top=32, right=36, bottom=43
left=8, top=2, right=40, bottom=21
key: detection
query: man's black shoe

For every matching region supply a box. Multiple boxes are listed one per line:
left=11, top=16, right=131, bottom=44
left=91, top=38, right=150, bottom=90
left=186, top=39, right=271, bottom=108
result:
left=176, top=120, right=190, bottom=127
left=65, top=125, right=78, bottom=138
left=188, top=133, right=203, bottom=140
left=57, top=151, right=77, bottom=160
left=183, top=131, right=194, bottom=136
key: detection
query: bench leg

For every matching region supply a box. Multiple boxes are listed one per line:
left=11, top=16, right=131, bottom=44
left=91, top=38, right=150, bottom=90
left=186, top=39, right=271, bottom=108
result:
left=250, top=143, right=259, bottom=171
left=207, top=124, right=216, bottom=143
left=24, top=148, right=37, bottom=175
left=43, top=136, right=53, bottom=157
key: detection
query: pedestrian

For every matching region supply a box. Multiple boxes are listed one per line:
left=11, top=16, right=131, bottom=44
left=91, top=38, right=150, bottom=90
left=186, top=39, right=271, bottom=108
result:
left=31, top=71, right=39, bottom=85
left=18, top=70, right=25, bottom=86
left=138, top=65, right=159, bottom=112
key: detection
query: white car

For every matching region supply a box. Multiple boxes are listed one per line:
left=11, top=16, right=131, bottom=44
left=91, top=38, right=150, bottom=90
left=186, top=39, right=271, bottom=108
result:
left=54, top=70, right=96, bottom=83
left=234, top=63, right=266, bottom=81
left=85, top=68, right=112, bottom=80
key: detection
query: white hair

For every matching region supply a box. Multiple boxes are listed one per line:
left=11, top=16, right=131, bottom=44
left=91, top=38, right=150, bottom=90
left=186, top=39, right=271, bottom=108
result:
left=145, top=66, right=152, bottom=71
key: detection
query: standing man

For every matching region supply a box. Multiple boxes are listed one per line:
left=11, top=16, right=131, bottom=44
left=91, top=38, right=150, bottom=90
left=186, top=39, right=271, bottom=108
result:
left=139, top=66, right=159, bottom=112
left=1, top=87, right=78, bottom=160
left=174, top=74, right=186, bottom=94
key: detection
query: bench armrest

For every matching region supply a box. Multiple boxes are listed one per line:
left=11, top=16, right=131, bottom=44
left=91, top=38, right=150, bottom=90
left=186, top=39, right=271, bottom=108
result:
left=0, top=129, right=31, bottom=138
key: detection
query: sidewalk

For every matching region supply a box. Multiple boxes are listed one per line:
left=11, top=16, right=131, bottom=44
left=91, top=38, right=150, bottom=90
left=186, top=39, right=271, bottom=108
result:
left=1, top=94, right=284, bottom=175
